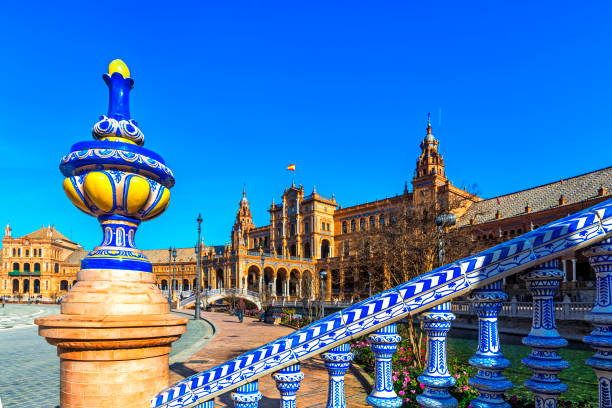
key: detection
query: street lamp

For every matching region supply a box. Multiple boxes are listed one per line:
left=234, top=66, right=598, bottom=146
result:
left=319, top=270, right=327, bottom=318
left=167, top=246, right=172, bottom=308
left=195, top=213, right=203, bottom=320
left=435, top=213, right=456, bottom=266
left=172, top=247, right=177, bottom=308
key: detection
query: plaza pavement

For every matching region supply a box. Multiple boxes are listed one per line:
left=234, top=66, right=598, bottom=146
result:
left=0, top=304, right=212, bottom=408
left=169, top=311, right=371, bottom=408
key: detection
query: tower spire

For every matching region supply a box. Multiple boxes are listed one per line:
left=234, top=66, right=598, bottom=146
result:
left=427, top=112, right=432, bottom=134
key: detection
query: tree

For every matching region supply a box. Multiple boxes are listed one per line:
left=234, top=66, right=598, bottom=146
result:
left=345, top=188, right=479, bottom=368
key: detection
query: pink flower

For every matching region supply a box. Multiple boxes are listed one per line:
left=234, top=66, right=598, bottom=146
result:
left=463, top=386, right=469, bottom=391
left=454, top=374, right=460, bottom=378
left=420, top=383, right=425, bottom=389
left=405, top=398, right=411, bottom=402
left=408, top=348, right=412, bottom=352
left=392, top=375, right=398, bottom=381
left=399, top=391, right=405, bottom=396
left=410, top=389, right=416, bottom=394
left=406, top=376, right=410, bottom=382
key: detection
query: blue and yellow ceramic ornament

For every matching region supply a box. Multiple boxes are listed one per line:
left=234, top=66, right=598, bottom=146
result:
left=59, top=60, right=174, bottom=272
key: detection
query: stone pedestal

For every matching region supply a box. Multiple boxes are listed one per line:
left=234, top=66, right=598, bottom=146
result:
left=36, top=269, right=188, bottom=408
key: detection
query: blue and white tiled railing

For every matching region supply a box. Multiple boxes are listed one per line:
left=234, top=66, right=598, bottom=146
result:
left=152, top=198, right=612, bottom=408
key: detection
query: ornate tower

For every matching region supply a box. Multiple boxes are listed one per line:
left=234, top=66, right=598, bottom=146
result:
left=36, top=60, right=188, bottom=408
left=412, top=114, right=447, bottom=207
left=232, top=188, right=254, bottom=249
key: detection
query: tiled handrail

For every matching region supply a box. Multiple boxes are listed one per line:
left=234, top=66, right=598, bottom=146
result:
left=152, top=198, right=612, bottom=408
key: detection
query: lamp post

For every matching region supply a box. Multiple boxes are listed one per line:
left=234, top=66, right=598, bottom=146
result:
left=435, top=213, right=456, bottom=266
left=172, top=247, right=177, bottom=308
left=320, top=270, right=327, bottom=318
left=167, top=246, right=172, bottom=308
left=195, top=213, right=203, bottom=320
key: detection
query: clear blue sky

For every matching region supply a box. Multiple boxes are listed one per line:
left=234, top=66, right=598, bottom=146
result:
left=0, top=1, right=610, bottom=251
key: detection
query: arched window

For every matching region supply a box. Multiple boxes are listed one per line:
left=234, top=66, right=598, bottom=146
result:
left=350, top=220, right=356, bottom=232
left=60, top=280, right=69, bottom=291
left=33, top=249, right=37, bottom=257
left=359, top=218, right=365, bottom=230
left=304, top=242, right=311, bottom=258
left=34, top=263, right=41, bottom=273
left=39, top=249, right=43, bottom=257
left=290, top=244, right=297, bottom=257
left=160, top=280, right=168, bottom=290
left=12, top=248, right=15, bottom=256
left=23, top=263, right=30, bottom=273
left=342, top=221, right=347, bottom=234
left=54, top=263, right=59, bottom=273
left=12, top=263, right=19, bottom=272
left=34, top=279, right=40, bottom=294
left=12, top=279, right=19, bottom=293
left=369, top=216, right=375, bottom=228
left=25, top=249, right=29, bottom=257
left=321, top=240, right=330, bottom=259
left=17, top=248, right=21, bottom=257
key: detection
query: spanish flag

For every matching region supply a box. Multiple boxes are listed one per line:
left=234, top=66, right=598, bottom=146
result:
left=287, top=164, right=295, bottom=172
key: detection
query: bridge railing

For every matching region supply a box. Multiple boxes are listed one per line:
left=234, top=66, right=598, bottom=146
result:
left=152, top=198, right=612, bottom=408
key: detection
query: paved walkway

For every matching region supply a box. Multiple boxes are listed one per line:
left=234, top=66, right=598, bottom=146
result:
left=0, top=305, right=212, bottom=408
left=170, top=311, right=370, bottom=407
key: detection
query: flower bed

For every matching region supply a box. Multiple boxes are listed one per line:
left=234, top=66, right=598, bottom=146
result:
left=350, top=324, right=595, bottom=408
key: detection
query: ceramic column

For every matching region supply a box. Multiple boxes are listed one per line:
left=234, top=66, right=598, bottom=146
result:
left=272, top=363, right=304, bottom=408
left=231, top=381, right=263, bottom=408
left=584, top=238, right=612, bottom=408
left=35, top=60, right=187, bottom=408
left=468, top=281, right=512, bottom=408
left=521, top=260, right=569, bottom=407
left=322, top=343, right=354, bottom=408
left=366, top=323, right=402, bottom=408
left=418, top=302, right=457, bottom=408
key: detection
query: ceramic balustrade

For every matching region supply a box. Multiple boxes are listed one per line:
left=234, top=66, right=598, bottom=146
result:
left=151, top=197, right=612, bottom=408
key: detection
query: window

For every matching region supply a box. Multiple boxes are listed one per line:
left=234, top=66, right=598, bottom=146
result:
left=351, top=220, right=356, bottom=232
left=54, top=263, right=59, bottom=273
left=39, top=249, right=43, bottom=257
left=291, top=224, right=295, bottom=236
left=380, top=215, right=385, bottom=227
left=18, top=248, right=21, bottom=257
left=327, top=223, right=330, bottom=231
left=359, top=218, right=365, bottom=230
left=370, top=216, right=375, bottom=228
left=12, top=248, right=15, bottom=256
left=12, top=263, right=19, bottom=272
left=25, top=249, right=29, bottom=257
left=33, top=249, right=37, bottom=257
left=342, top=221, right=347, bottom=234
left=321, top=222, right=325, bottom=231
left=304, top=222, right=310, bottom=234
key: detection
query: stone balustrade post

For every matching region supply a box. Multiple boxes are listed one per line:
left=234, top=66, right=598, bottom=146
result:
left=272, top=363, right=304, bottom=408
left=468, top=281, right=512, bottom=408
left=418, top=302, right=457, bottom=408
left=521, top=260, right=569, bottom=407
left=231, top=381, right=263, bottom=408
left=584, top=238, right=612, bottom=408
left=322, top=343, right=353, bottom=408
left=366, top=323, right=402, bottom=408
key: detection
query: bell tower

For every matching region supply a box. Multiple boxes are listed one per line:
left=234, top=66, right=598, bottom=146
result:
left=232, top=188, right=254, bottom=249
left=412, top=114, right=447, bottom=206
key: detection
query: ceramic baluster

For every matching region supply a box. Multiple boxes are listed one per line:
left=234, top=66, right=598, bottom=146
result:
left=418, top=302, right=457, bottom=408
left=522, top=260, right=569, bottom=407
left=272, top=363, right=304, bottom=408
left=366, top=323, right=402, bottom=408
left=322, top=343, right=354, bottom=408
left=584, top=238, right=612, bottom=408
left=468, top=280, right=512, bottom=408
left=230, top=381, right=263, bottom=408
